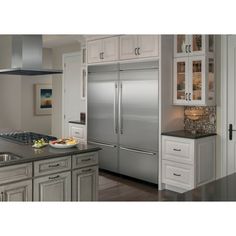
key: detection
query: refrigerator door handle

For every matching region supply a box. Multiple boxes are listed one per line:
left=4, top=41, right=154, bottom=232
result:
left=114, top=82, right=118, bottom=134
left=119, top=82, right=123, bottom=134
left=88, top=141, right=117, bottom=148
left=120, top=146, right=157, bottom=156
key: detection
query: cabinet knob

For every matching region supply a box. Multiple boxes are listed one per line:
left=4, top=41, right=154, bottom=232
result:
left=185, top=93, right=188, bottom=101
left=188, top=93, right=191, bottom=101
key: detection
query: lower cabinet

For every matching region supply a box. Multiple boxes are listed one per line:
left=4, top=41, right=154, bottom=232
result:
left=72, top=166, right=98, bottom=201
left=0, top=179, right=32, bottom=201
left=34, top=171, right=71, bottom=201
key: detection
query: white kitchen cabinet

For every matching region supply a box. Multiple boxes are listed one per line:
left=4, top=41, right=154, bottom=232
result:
left=87, top=36, right=119, bottom=64
left=174, top=35, right=214, bottom=57
left=120, top=35, right=159, bottom=60
left=72, top=165, right=98, bottom=201
left=161, top=135, right=216, bottom=193
left=34, top=171, right=71, bottom=201
left=173, top=54, right=215, bottom=106
left=69, top=122, right=86, bottom=142
left=0, top=180, right=32, bottom=201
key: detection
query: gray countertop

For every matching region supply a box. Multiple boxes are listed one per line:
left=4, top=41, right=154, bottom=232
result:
left=161, top=130, right=217, bottom=139
left=0, top=138, right=101, bottom=167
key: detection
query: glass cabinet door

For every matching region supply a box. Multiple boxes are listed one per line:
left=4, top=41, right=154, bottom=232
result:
left=208, top=58, right=215, bottom=101
left=189, top=35, right=205, bottom=56
left=173, top=58, right=188, bottom=104
left=174, top=35, right=189, bottom=57
left=189, top=56, right=205, bottom=105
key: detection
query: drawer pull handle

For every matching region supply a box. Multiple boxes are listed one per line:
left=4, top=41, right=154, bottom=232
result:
left=173, top=148, right=181, bottom=152
left=75, top=132, right=80, bottom=134
left=81, top=158, right=92, bottom=162
left=48, top=163, right=60, bottom=168
left=81, top=168, right=92, bottom=173
left=49, top=175, right=60, bottom=180
left=173, top=173, right=181, bottom=177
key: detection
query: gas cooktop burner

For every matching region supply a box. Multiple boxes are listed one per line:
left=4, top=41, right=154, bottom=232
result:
left=0, top=132, right=57, bottom=144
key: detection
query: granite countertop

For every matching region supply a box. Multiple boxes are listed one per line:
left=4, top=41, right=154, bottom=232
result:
left=68, top=120, right=86, bottom=125
left=161, top=130, right=217, bottom=139
left=0, top=138, right=101, bottom=167
left=178, top=173, right=236, bottom=201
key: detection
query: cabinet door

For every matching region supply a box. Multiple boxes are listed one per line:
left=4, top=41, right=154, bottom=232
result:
left=188, top=56, right=205, bottom=105
left=189, top=35, right=206, bottom=56
left=34, top=171, right=71, bottom=201
left=138, top=35, right=159, bottom=58
left=72, top=166, right=98, bottom=201
left=174, top=35, right=189, bottom=57
left=173, top=57, right=189, bottom=105
left=0, top=180, right=32, bottom=201
left=102, top=37, right=119, bottom=62
left=87, top=40, right=102, bottom=64
left=119, top=35, right=137, bottom=60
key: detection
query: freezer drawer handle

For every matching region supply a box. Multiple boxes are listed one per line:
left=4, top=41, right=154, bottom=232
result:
left=173, top=148, right=181, bottom=152
left=173, top=173, right=181, bottom=177
left=120, top=147, right=156, bottom=156
left=88, top=141, right=117, bottom=148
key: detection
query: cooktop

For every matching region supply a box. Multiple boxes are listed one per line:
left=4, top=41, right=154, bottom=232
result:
left=0, top=132, right=57, bottom=144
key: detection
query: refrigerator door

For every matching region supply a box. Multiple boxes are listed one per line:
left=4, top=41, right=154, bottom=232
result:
left=119, top=62, right=159, bottom=152
left=119, top=146, right=158, bottom=184
left=87, top=64, right=119, bottom=144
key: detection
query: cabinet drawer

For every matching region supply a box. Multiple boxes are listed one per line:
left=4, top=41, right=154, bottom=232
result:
left=72, top=152, right=98, bottom=169
left=34, top=156, right=71, bottom=177
left=0, top=163, right=32, bottom=185
left=70, top=126, right=84, bottom=139
left=162, top=160, right=194, bottom=190
left=162, top=136, right=194, bottom=164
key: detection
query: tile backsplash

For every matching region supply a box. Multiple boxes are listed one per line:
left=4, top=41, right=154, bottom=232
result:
left=184, top=106, right=216, bottom=134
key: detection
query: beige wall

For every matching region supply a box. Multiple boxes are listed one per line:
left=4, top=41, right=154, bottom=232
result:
left=0, top=36, right=53, bottom=134
left=51, top=43, right=81, bottom=137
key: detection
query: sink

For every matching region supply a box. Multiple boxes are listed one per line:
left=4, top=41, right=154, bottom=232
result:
left=0, top=153, right=22, bottom=162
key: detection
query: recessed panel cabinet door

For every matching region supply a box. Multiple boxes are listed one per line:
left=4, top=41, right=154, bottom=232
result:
left=103, top=37, right=119, bottom=62
left=120, top=35, right=137, bottom=60
left=0, top=180, right=32, bottom=201
left=34, top=171, right=71, bottom=201
left=72, top=166, right=98, bottom=201
left=87, top=40, right=103, bottom=63
left=138, top=35, right=159, bottom=58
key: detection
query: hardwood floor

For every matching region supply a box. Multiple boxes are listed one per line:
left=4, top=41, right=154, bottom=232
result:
left=98, top=170, right=180, bottom=201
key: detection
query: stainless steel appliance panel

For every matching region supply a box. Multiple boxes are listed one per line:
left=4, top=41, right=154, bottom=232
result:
left=119, top=68, right=158, bottom=152
left=88, top=141, right=118, bottom=172
left=88, top=69, right=119, bottom=144
left=119, top=147, right=158, bottom=184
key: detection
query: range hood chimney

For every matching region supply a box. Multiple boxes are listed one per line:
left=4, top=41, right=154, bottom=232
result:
left=0, top=35, right=62, bottom=76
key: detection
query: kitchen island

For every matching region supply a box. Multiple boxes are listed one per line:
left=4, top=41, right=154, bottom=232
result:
left=0, top=137, right=101, bottom=201
left=178, top=173, right=236, bottom=201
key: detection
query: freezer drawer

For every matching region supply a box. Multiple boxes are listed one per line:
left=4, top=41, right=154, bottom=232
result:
left=88, top=141, right=118, bottom=173
left=119, top=147, right=158, bottom=184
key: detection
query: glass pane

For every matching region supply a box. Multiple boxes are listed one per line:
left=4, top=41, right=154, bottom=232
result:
left=192, top=60, right=202, bottom=100
left=192, top=35, right=202, bottom=52
left=177, top=35, right=187, bottom=53
left=177, top=61, right=186, bottom=100
left=209, top=35, right=214, bottom=53
left=208, top=58, right=214, bottom=100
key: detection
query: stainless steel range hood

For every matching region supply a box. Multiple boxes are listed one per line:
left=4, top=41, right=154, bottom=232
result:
left=0, top=35, right=62, bottom=76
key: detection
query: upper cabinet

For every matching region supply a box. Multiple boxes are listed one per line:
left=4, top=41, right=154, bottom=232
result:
left=87, top=37, right=119, bottom=64
left=174, top=35, right=214, bottom=57
left=173, top=35, right=215, bottom=106
left=120, top=35, right=159, bottom=60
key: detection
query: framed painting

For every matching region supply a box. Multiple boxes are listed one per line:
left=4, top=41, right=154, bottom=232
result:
left=35, top=84, right=52, bottom=115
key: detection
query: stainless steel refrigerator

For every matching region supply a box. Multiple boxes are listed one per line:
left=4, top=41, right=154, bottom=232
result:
left=88, top=61, right=159, bottom=184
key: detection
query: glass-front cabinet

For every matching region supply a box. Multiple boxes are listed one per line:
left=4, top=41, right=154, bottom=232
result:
left=173, top=35, right=215, bottom=106
left=174, top=35, right=214, bottom=57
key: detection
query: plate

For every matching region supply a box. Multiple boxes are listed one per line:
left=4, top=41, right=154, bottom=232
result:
left=49, top=142, right=78, bottom=149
